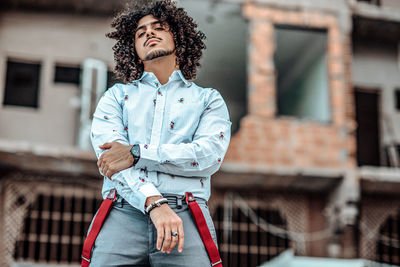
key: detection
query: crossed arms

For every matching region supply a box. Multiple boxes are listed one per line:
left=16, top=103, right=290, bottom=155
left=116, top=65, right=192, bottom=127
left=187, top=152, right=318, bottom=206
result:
left=90, top=84, right=231, bottom=253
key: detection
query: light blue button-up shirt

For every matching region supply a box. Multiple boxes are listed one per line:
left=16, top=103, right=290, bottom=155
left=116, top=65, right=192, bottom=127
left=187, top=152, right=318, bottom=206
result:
left=90, top=69, right=231, bottom=213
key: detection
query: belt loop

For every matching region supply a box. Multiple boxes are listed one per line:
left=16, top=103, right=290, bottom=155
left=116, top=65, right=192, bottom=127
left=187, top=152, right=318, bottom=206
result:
left=177, top=197, right=183, bottom=209
left=114, top=194, right=123, bottom=208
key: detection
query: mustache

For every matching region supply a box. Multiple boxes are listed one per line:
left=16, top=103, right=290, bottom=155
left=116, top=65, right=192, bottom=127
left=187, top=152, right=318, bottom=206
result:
left=144, top=37, right=162, bottom=47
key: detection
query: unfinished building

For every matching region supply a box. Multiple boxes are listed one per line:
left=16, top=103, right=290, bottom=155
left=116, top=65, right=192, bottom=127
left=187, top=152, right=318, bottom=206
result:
left=0, top=0, right=399, bottom=266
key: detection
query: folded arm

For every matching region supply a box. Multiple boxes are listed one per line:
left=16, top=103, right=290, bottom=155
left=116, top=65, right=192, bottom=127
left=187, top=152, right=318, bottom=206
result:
left=90, top=84, right=161, bottom=213
left=134, top=89, right=231, bottom=177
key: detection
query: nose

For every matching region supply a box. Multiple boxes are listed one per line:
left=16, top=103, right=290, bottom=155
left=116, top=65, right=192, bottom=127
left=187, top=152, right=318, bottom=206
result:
left=145, top=27, right=155, bottom=37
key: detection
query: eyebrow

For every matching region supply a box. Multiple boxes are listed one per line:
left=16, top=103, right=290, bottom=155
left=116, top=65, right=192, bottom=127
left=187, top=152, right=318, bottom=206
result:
left=135, top=20, right=162, bottom=34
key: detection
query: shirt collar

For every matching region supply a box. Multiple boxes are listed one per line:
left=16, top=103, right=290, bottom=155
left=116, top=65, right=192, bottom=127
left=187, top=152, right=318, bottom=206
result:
left=137, top=69, right=190, bottom=86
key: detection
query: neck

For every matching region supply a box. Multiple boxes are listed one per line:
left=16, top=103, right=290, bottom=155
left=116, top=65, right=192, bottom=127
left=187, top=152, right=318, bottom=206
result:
left=143, top=53, right=179, bottom=85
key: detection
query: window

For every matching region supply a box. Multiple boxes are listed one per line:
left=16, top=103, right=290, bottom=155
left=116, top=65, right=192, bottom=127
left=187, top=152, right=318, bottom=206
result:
left=14, top=193, right=101, bottom=263
left=3, top=60, right=41, bottom=108
left=53, top=64, right=123, bottom=90
left=357, top=0, right=381, bottom=5
left=274, top=25, right=330, bottom=122
left=376, top=213, right=400, bottom=265
left=54, top=65, right=81, bottom=85
left=395, top=89, right=400, bottom=111
left=214, top=204, right=290, bottom=266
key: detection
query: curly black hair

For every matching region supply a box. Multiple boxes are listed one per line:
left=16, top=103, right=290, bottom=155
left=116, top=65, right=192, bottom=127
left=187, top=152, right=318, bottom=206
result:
left=106, top=0, right=206, bottom=83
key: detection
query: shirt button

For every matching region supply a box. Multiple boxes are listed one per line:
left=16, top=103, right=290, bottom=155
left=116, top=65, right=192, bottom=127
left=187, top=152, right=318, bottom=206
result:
left=155, top=82, right=159, bottom=87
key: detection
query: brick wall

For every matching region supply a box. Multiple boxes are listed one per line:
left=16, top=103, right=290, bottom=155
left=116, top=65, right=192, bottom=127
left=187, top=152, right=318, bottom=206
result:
left=224, top=3, right=357, bottom=170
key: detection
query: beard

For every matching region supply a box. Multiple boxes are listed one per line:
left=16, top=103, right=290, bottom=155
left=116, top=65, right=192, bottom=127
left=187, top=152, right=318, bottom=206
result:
left=143, top=48, right=175, bottom=61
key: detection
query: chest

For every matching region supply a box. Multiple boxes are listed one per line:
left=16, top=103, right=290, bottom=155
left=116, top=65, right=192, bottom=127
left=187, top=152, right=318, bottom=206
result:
left=123, top=84, right=205, bottom=139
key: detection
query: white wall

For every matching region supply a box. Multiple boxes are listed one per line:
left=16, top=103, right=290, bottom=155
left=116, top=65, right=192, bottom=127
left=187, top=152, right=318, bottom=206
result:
left=0, top=11, right=115, bottom=147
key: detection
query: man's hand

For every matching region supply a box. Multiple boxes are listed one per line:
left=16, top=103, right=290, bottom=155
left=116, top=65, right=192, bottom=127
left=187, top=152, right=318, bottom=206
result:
left=147, top=196, right=184, bottom=253
left=98, top=142, right=134, bottom=179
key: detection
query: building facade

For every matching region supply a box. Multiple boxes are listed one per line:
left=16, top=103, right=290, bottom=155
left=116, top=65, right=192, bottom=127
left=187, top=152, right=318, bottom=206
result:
left=0, top=0, right=400, bottom=266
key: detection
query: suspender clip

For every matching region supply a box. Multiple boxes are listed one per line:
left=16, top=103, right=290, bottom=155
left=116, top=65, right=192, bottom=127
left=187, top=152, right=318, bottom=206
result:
left=185, top=192, right=195, bottom=204
left=107, top=188, right=117, bottom=201
left=212, top=259, right=222, bottom=266
left=81, top=255, right=91, bottom=263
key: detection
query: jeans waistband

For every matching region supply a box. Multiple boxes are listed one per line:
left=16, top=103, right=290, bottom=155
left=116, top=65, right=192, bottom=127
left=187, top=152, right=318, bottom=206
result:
left=162, top=193, right=207, bottom=208
left=116, top=193, right=207, bottom=209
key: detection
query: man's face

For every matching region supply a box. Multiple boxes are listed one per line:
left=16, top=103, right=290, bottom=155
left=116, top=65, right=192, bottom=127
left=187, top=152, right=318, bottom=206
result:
left=134, top=15, right=176, bottom=62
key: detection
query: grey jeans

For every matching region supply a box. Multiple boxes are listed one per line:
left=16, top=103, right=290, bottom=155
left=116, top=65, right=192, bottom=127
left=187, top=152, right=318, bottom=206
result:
left=87, top=194, right=218, bottom=267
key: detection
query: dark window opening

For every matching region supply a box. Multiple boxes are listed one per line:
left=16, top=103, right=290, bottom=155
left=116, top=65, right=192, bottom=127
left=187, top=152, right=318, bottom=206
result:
left=376, top=213, right=400, bottom=265
left=3, top=60, right=41, bottom=108
left=355, top=89, right=381, bottom=166
left=357, top=0, right=381, bottom=5
left=214, top=204, right=290, bottom=267
left=54, top=65, right=81, bottom=85
left=14, top=193, right=102, bottom=263
left=395, top=89, right=400, bottom=111
left=53, top=64, right=123, bottom=91
left=274, top=25, right=330, bottom=122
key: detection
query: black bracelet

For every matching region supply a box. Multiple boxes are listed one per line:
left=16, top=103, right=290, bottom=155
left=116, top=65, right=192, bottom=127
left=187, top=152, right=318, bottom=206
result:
left=145, top=198, right=168, bottom=214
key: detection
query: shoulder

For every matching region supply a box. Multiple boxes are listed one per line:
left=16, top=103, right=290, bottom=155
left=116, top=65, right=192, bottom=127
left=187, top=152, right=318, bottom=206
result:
left=104, top=82, right=131, bottom=99
left=189, top=82, right=224, bottom=102
left=100, top=83, right=130, bottom=107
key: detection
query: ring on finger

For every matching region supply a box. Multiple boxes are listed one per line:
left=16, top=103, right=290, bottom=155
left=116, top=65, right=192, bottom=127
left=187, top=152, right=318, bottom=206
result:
left=171, top=231, right=179, bottom=237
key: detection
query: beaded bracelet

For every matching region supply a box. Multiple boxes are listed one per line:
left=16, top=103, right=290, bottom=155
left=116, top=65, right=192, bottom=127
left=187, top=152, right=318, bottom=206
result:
left=145, top=198, right=168, bottom=214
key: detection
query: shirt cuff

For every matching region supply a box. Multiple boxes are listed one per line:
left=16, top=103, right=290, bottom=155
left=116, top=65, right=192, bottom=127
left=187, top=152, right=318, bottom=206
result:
left=138, top=183, right=161, bottom=199
left=135, top=144, right=159, bottom=170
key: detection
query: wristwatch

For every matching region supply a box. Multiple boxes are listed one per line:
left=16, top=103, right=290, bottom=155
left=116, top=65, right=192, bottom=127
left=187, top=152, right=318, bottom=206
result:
left=130, top=144, right=140, bottom=166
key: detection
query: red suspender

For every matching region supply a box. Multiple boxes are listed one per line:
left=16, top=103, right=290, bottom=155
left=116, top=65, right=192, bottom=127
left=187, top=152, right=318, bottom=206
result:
left=81, top=190, right=222, bottom=267
left=81, top=189, right=116, bottom=267
left=185, top=192, right=223, bottom=267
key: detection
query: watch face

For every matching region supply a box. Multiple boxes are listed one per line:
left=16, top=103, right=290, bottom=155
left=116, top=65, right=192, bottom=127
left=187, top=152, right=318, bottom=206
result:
left=131, top=145, right=140, bottom=157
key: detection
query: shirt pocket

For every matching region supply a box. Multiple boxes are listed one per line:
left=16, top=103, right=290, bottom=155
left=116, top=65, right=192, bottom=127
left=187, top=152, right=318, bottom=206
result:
left=167, top=98, right=202, bottom=138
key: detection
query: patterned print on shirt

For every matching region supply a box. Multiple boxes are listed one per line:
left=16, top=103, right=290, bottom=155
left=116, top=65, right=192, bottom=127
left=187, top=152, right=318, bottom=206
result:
left=191, top=161, right=199, bottom=167
left=92, top=72, right=231, bottom=213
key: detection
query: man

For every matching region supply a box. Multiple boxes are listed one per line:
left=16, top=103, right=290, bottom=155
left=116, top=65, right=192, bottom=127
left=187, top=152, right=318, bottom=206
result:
left=86, top=0, right=231, bottom=266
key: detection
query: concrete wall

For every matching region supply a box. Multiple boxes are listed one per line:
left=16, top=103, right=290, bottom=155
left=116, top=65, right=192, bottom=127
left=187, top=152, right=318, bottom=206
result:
left=381, top=0, right=400, bottom=9
left=0, top=11, right=115, bottom=147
